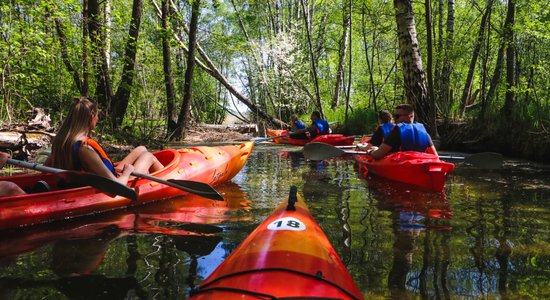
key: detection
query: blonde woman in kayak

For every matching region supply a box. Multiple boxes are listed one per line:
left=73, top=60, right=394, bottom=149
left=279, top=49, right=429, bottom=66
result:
left=0, top=152, right=26, bottom=196
left=47, top=97, right=163, bottom=185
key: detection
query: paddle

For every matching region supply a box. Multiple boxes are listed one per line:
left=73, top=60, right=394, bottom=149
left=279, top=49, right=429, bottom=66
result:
left=5, top=158, right=138, bottom=201
left=303, top=142, right=504, bottom=169
left=250, top=134, right=289, bottom=143
left=121, top=169, right=224, bottom=201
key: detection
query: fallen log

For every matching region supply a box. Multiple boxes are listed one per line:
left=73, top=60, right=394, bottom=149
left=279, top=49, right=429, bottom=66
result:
left=197, top=124, right=258, bottom=134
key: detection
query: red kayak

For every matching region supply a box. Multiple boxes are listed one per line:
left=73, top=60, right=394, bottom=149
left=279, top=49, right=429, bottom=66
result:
left=0, top=142, right=253, bottom=230
left=189, top=186, right=364, bottom=300
left=267, top=128, right=354, bottom=146
left=354, top=151, right=454, bottom=193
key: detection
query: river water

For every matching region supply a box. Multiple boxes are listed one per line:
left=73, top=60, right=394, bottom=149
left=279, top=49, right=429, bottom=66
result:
left=0, top=144, right=548, bottom=299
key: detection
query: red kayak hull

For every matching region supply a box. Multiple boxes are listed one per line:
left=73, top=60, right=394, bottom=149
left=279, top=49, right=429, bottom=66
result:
left=0, top=142, right=253, bottom=230
left=267, top=129, right=354, bottom=146
left=189, top=187, right=363, bottom=300
left=354, top=151, right=454, bottom=193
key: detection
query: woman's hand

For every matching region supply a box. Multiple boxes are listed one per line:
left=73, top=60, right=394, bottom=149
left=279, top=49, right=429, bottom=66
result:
left=117, top=163, right=135, bottom=185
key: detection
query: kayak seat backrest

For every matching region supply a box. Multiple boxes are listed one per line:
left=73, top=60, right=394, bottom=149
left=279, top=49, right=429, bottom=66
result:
left=152, top=149, right=180, bottom=171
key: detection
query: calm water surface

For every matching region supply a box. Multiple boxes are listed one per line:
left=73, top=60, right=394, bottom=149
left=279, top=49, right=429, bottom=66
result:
left=0, top=144, right=548, bottom=299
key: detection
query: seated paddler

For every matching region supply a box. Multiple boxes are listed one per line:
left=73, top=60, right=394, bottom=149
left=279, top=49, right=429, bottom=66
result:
left=46, top=97, right=164, bottom=185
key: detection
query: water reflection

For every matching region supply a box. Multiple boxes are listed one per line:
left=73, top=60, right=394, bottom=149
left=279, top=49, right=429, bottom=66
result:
left=0, top=147, right=548, bottom=299
left=0, top=182, right=251, bottom=299
left=359, top=176, right=453, bottom=299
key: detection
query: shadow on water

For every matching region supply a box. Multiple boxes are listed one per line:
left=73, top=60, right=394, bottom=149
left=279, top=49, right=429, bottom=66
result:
left=0, top=145, right=549, bottom=299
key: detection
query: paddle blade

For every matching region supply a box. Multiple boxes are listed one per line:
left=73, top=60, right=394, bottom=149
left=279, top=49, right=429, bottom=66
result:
left=464, top=152, right=504, bottom=169
left=56, top=171, right=138, bottom=201
left=303, top=142, right=347, bottom=160
left=167, top=179, right=224, bottom=201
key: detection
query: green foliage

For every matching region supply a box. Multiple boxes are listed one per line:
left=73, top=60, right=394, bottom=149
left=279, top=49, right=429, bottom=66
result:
left=0, top=0, right=548, bottom=151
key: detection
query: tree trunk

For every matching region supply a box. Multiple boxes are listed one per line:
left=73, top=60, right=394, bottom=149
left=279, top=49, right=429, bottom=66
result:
left=172, top=0, right=200, bottom=141
left=361, top=4, right=377, bottom=111
left=82, top=0, right=90, bottom=96
left=424, top=0, right=435, bottom=126
left=230, top=0, right=275, bottom=112
left=393, top=0, right=435, bottom=135
left=111, top=0, right=144, bottom=128
left=345, top=0, right=353, bottom=123
left=459, top=0, right=493, bottom=116
left=439, top=0, right=455, bottom=115
left=331, top=0, right=351, bottom=110
left=161, top=0, right=178, bottom=135
left=502, top=0, right=516, bottom=117
left=51, top=7, right=83, bottom=94
left=483, top=44, right=505, bottom=118
left=300, top=0, right=324, bottom=117
left=88, top=0, right=114, bottom=112
left=150, top=0, right=287, bottom=129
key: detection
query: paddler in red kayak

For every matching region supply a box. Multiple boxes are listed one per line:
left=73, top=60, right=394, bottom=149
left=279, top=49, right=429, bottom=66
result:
left=359, top=109, right=395, bottom=150
left=290, top=114, right=306, bottom=132
left=46, top=97, right=163, bottom=185
left=290, top=111, right=330, bottom=140
left=366, top=104, right=438, bottom=159
left=0, top=152, right=26, bottom=196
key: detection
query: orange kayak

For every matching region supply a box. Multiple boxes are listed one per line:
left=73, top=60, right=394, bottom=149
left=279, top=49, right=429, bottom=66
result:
left=0, top=142, right=253, bottom=230
left=0, top=182, right=251, bottom=261
left=189, top=186, right=364, bottom=300
left=267, top=128, right=354, bottom=146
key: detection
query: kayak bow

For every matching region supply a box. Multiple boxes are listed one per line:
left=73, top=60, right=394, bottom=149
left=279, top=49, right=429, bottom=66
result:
left=189, top=186, right=364, bottom=300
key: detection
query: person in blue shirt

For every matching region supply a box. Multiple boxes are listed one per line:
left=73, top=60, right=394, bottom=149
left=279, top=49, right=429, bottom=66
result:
left=290, top=111, right=330, bottom=139
left=367, top=104, right=438, bottom=159
left=290, top=114, right=306, bottom=132
left=359, top=110, right=395, bottom=150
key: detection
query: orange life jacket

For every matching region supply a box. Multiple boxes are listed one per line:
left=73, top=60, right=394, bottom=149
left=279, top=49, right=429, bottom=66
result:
left=74, top=136, right=117, bottom=175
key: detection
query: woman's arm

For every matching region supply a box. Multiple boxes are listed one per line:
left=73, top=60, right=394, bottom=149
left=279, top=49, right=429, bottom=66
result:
left=78, top=146, right=134, bottom=184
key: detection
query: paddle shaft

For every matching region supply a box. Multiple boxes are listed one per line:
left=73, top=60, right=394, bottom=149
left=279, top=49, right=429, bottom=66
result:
left=6, top=158, right=138, bottom=201
left=325, top=149, right=468, bottom=160
left=252, top=134, right=289, bottom=143
left=7, top=158, right=65, bottom=174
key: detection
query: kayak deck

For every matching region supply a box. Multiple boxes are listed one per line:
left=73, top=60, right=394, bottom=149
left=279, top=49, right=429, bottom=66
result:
left=0, top=142, right=253, bottom=230
left=354, top=151, right=455, bottom=192
left=189, top=186, right=363, bottom=300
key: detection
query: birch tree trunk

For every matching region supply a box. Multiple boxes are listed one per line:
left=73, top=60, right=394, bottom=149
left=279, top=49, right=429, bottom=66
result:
left=331, top=0, right=351, bottom=110
left=424, top=0, right=435, bottom=120
left=439, top=0, right=455, bottom=115
left=393, top=0, right=436, bottom=135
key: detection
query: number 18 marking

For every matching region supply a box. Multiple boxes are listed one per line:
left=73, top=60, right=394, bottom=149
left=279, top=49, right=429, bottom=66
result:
left=267, top=217, right=306, bottom=231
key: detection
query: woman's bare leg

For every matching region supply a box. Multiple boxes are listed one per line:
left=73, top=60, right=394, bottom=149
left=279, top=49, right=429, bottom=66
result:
left=119, top=146, right=163, bottom=173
